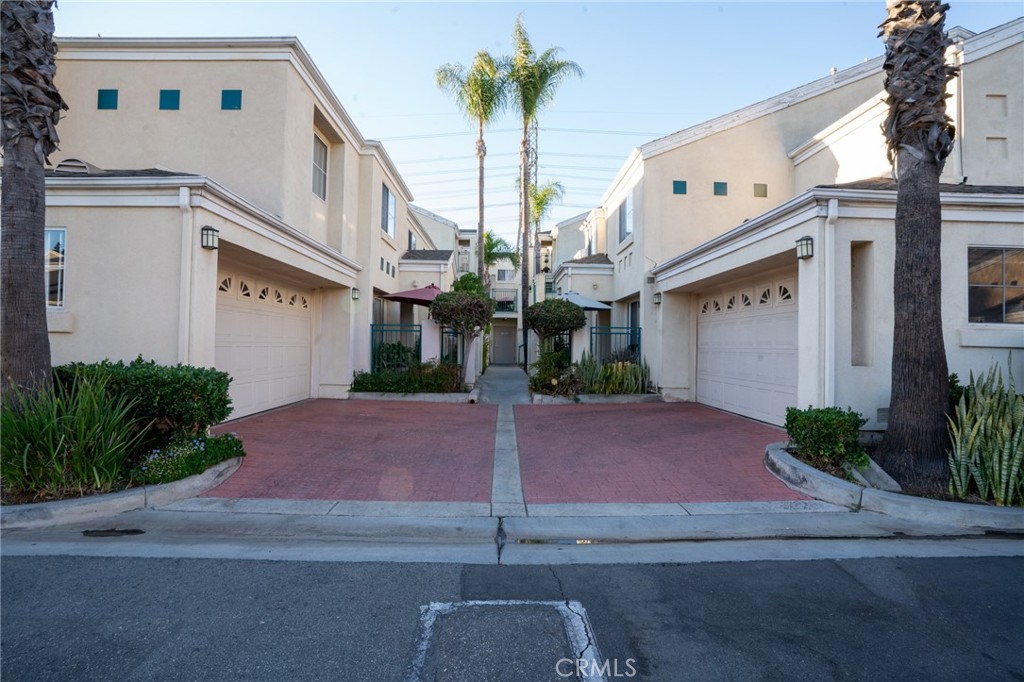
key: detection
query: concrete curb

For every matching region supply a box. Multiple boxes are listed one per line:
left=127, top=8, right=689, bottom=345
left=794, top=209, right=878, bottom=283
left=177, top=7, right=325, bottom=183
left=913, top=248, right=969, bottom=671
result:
left=764, top=442, right=1024, bottom=532
left=349, top=392, right=475, bottom=403
left=0, top=457, right=243, bottom=530
left=531, top=393, right=664, bottom=405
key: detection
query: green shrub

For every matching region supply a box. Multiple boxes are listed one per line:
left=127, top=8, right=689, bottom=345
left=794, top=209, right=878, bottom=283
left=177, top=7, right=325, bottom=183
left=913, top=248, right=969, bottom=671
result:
left=573, top=352, right=650, bottom=395
left=529, top=349, right=572, bottom=393
left=132, top=432, right=245, bottom=485
left=947, top=362, right=1024, bottom=506
left=785, top=406, right=868, bottom=469
left=351, top=361, right=464, bottom=393
left=452, top=272, right=486, bottom=296
left=1, top=377, right=146, bottom=501
left=53, top=357, right=232, bottom=438
left=373, top=341, right=417, bottom=371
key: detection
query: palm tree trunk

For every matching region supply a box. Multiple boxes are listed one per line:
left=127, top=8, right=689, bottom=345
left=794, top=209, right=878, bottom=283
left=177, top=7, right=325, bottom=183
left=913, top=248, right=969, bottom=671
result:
left=476, top=121, right=486, bottom=283
left=519, top=119, right=531, bottom=371
left=1, top=135, right=53, bottom=396
left=875, top=148, right=949, bottom=487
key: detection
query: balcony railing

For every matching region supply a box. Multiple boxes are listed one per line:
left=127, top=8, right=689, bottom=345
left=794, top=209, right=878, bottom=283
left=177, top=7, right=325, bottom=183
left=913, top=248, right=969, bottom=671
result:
left=492, top=288, right=518, bottom=314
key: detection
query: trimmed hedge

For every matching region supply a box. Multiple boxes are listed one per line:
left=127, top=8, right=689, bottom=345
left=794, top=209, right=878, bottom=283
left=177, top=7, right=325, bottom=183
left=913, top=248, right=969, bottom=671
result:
left=54, top=356, right=233, bottom=436
left=352, top=361, right=464, bottom=394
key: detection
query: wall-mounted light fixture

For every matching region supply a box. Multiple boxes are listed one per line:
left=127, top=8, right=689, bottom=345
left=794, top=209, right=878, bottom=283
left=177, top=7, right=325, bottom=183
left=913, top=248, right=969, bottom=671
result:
left=200, top=225, right=219, bottom=250
left=351, top=288, right=361, bottom=300
left=653, top=292, right=663, bottom=305
left=796, top=235, right=814, bottom=260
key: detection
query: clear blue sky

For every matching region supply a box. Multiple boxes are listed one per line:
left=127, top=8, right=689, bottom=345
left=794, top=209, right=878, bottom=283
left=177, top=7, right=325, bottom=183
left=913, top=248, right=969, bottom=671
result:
left=54, top=1, right=1023, bottom=242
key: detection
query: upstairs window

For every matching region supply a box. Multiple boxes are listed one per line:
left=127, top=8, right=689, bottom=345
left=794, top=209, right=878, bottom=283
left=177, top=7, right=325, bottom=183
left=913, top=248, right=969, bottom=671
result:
left=618, top=193, right=633, bottom=242
left=44, top=228, right=66, bottom=308
left=221, top=89, right=242, bottom=110
left=408, top=231, right=417, bottom=250
left=312, top=134, right=328, bottom=200
left=97, top=89, right=118, bottom=110
left=968, top=248, right=1023, bottom=324
left=754, top=183, right=768, bottom=198
left=672, top=180, right=687, bottom=195
left=159, top=89, right=180, bottom=110
left=497, top=268, right=516, bottom=282
left=714, top=182, right=728, bottom=196
left=381, top=184, right=396, bottom=238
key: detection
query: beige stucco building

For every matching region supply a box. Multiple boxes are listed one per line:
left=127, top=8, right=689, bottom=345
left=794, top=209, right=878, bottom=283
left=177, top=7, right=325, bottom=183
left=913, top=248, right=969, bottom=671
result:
left=551, top=18, right=1023, bottom=426
left=43, top=37, right=457, bottom=418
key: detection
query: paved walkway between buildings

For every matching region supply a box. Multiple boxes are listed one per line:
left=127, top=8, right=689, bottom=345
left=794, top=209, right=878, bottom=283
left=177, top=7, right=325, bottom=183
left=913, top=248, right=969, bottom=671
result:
left=204, top=366, right=804, bottom=513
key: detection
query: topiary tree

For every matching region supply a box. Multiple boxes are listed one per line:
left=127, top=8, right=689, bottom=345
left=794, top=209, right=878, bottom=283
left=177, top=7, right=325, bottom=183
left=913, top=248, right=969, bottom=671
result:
left=524, top=298, right=585, bottom=344
left=429, top=291, right=496, bottom=387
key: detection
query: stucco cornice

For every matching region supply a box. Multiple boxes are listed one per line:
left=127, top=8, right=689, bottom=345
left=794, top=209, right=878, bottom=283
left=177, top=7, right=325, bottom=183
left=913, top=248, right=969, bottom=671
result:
left=652, top=186, right=1024, bottom=280
left=45, top=174, right=363, bottom=276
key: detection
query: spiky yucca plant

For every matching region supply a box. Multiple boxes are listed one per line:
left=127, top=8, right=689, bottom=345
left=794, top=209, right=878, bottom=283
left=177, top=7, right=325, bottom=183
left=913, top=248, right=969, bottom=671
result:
left=875, top=0, right=959, bottom=488
left=1, top=0, right=68, bottom=398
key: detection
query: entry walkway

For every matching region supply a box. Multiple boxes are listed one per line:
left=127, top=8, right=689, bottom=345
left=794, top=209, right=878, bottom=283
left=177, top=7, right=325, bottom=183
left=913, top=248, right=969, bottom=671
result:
left=476, top=365, right=531, bottom=404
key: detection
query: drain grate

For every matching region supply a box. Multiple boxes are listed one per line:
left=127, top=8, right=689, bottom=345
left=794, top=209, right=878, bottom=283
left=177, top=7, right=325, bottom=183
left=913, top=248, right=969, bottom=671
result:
left=81, top=528, right=145, bottom=537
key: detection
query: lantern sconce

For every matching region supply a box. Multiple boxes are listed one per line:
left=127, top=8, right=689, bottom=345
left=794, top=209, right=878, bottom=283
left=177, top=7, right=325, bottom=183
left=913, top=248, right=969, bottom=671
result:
left=200, top=225, right=219, bottom=250
left=351, top=288, right=361, bottom=301
left=795, top=235, right=814, bottom=260
left=653, top=292, right=663, bottom=305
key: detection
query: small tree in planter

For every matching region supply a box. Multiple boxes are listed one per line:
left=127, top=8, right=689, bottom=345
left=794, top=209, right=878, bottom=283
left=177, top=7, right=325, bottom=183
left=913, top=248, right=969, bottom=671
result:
left=524, top=298, right=585, bottom=389
left=429, top=290, right=496, bottom=388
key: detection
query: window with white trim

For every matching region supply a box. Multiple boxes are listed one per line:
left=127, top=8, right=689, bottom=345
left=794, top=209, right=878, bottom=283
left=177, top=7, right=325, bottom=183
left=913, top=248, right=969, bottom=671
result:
left=312, top=134, right=328, bottom=200
left=968, top=247, right=1023, bottom=324
left=618, top=193, right=633, bottom=243
left=497, top=268, right=516, bottom=282
left=381, top=184, right=396, bottom=238
left=44, top=228, right=66, bottom=308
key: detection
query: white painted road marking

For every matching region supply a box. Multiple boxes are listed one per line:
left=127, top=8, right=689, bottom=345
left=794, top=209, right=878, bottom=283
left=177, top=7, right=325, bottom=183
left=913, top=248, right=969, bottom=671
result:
left=407, top=599, right=606, bottom=682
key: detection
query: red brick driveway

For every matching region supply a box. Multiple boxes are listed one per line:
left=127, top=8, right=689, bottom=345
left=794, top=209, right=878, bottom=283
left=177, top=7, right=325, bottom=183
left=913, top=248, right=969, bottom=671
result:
left=514, top=403, right=799, bottom=504
left=208, top=399, right=801, bottom=505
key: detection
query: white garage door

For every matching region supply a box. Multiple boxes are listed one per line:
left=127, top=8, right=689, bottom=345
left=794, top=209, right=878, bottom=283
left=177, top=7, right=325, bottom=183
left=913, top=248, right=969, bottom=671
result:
left=215, top=271, right=312, bottom=419
left=697, top=276, right=798, bottom=426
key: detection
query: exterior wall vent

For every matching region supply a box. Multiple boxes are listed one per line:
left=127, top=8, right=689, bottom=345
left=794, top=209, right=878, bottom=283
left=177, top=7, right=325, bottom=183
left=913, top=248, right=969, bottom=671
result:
left=876, top=408, right=889, bottom=423
left=53, top=158, right=101, bottom=175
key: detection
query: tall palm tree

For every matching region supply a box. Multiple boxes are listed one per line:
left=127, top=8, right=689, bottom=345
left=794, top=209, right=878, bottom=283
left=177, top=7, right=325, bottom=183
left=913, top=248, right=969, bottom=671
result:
left=1, top=0, right=68, bottom=399
left=482, top=230, right=520, bottom=291
left=435, top=51, right=506, bottom=282
left=506, top=14, right=581, bottom=369
left=529, top=179, right=565, bottom=277
left=874, top=0, right=958, bottom=487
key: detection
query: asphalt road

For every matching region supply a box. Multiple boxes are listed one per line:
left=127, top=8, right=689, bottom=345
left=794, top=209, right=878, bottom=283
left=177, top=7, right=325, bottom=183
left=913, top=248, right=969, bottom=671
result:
left=3, top=554, right=1022, bottom=681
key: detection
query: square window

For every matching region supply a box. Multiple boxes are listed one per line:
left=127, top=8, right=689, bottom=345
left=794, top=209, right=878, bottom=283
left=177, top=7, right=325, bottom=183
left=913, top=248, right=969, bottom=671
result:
left=97, top=89, right=118, bottom=110
left=221, top=89, right=242, bottom=110
left=714, top=182, right=728, bottom=196
left=672, top=180, right=687, bottom=195
left=754, top=183, right=768, bottom=198
left=968, top=247, right=1024, bottom=324
left=159, top=89, right=180, bottom=110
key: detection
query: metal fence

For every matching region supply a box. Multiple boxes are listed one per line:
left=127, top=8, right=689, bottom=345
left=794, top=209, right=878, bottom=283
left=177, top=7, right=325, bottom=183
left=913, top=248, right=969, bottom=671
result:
left=370, top=324, right=421, bottom=371
left=590, top=326, right=641, bottom=364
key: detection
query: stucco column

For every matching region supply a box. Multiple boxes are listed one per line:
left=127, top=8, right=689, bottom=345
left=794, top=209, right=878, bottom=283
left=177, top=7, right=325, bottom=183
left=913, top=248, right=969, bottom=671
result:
left=657, top=291, right=694, bottom=400
left=421, top=317, right=441, bottom=363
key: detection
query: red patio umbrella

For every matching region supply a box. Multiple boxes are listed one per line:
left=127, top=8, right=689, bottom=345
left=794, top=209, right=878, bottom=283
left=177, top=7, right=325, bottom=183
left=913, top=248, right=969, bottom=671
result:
left=381, top=283, right=443, bottom=307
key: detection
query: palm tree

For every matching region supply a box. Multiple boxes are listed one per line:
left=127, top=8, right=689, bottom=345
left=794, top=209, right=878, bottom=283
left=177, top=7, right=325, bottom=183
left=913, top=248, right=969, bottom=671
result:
left=435, top=51, right=506, bottom=282
left=529, top=180, right=565, bottom=277
left=1, top=0, right=68, bottom=399
left=874, top=0, right=958, bottom=488
left=506, top=14, right=581, bottom=369
left=482, top=230, right=520, bottom=291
